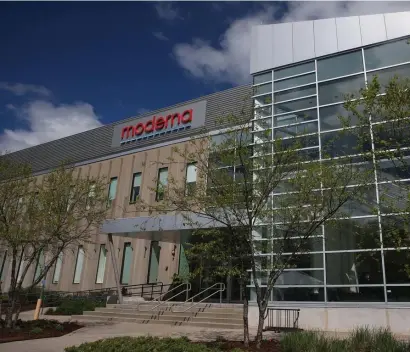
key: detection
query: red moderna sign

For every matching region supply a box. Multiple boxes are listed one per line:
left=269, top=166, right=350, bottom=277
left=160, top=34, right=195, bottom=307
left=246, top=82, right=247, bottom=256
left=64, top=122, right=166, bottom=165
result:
left=121, top=109, right=193, bottom=140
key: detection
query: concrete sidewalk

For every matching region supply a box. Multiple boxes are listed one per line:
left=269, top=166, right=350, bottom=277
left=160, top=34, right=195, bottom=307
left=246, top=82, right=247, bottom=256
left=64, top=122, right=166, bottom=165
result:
left=1, top=322, right=261, bottom=352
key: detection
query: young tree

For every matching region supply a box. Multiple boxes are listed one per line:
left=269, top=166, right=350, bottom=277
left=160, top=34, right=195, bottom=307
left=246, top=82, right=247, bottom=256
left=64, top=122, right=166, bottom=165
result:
left=135, top=103, right=370, bottom=348
left=0, top=158, right=109, bottom=327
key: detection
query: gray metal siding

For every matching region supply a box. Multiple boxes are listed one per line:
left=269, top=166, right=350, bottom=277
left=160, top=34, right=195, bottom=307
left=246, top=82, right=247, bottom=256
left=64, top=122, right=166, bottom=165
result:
left=8, top=85, right=252, bottom=173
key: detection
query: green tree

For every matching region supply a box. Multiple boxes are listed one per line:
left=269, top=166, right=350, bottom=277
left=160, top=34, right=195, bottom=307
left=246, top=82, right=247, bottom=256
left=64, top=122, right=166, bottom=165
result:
left=135, top=103, right=370, bottom=348
left=0, top=157, right=109, bottom=327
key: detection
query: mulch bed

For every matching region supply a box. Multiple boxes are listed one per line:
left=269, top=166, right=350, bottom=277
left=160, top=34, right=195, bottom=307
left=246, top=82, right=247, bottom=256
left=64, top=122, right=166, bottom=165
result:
left=0, top=321, right=82, bottom=344
left=200, top=339, right=281, bottom=352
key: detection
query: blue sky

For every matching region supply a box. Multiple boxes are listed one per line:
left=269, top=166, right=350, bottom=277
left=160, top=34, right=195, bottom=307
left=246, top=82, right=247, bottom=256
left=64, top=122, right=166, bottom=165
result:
left=1, top=1, right=410, bottom=152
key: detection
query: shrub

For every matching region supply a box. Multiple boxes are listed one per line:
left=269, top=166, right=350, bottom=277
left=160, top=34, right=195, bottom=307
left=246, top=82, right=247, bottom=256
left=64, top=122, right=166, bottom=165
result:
left=46, top=298, right=106, bottom=315
left=30, top=327, right=43, bottom=335
left=65, top=336, right=221, bottom=352
left=55, top=324, right=64, bottom=331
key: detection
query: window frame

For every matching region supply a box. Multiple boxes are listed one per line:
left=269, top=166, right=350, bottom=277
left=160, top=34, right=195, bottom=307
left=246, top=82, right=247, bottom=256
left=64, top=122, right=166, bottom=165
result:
left=156, top=167, right=168, bottom=201
left=129, top=172, right=142, bottom=204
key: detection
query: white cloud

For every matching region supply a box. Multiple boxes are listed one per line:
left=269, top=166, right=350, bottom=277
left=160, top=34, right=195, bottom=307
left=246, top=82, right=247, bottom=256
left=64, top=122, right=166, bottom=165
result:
left=1, top=100, right=102, bottom=152
left=173, top=2, right=410, bottom=85
left=155, top=3, right=181, bottom=21
left=153, top=31, right=169, bottom=41
left=0, top=82, right=51, bottom=97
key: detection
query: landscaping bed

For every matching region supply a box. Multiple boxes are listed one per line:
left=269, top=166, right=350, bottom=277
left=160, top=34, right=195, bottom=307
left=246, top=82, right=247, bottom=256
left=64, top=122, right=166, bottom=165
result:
left=45, top=297, right=106, bottom=316
left=0, top=319, right=82, bottom=343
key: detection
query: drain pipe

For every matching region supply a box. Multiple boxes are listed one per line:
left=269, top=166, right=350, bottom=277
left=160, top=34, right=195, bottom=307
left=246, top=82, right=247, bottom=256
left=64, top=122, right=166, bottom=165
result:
left=108, top=233, right=123, bottom=304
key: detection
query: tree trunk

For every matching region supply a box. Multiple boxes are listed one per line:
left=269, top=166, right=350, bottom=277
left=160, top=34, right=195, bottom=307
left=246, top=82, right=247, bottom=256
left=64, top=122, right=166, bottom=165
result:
left=243, top=292, right=250, bottom=347
left=12, top=297, right=22, bottom=327
left=5, top=294, right=16, bottom=328
left=255, top=310, right=265, bottom=349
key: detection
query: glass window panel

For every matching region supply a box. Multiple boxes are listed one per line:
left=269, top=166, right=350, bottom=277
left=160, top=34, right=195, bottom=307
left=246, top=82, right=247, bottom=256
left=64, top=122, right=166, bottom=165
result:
left=272, top=236, right=323, bottom=253
left=274, top=121, right=318, bottom=139
left=381, top=216, right=410, bottom=248
left=298, top=148, right=320, bottom=161
left=130, top=172, right=142, bottom=203
left=253, top=83, right=272, bottom=96
left=254, top=106, right=272, bottom=120
left=159, top=168, right=168, bottom=185
left=330, top=185, right=377, bottom=218
left=274, top=85, right=316, bottom=103
left=373, top=121, right=410, bottom=151
left=317, top=50, right=363, bottom=81
left=387, top=286, right=410, bottom=302
left=253, top=129, right=272, bottom=143
left=73, top=246, right=84, bottom=284
left=274, top=97, right=317, bottom=115
left=281, top=134, right=319, bottom=149
left=377, top=157, right=410, bottom=182
left=34, top=250, right=45, bottom=283
left=384, top=250, right=410, bottom=284
left=325, top=217, right=381, bottom=251
left=253, top=118, right=272, bottom=130
left=319, top=104, right=362, bottom=132
left=254, top=94, right=272, bottom=107
left=121, top=242, right=133, bottom=285
left=275, top=61, right=315, bottom=80
left=327, top=286, right=385, bottom=302
left=274, top=109, right=317, bottom=127
left=321, top=128, right=371, bottom=158
left=365, top=38, right=410, bottom=71
left=275, top=73, right=316, bottom=91
left=318, top=74, right=365, bottom=106
left=253, top=71, right=272, bottom=85
left=280, top=253, right=323, bottom=269
left=96, top=244, right=107, bottom=284
left=108, top=177, right=118, bottom=204
left=186, top=163, right=197, bottom=183
left=0, top=250, right=7, bottom=281
left=367, top=63, right=410, bottom=94
left=326, top=251, right=383, bottom=285
left=276, top=270, right=324, bottom=286
left=379, top=181, right=410, bottom=214
left=253, top=226, right=270, bottom=240
left=52, top=252, right=63, bottom=284
left=133, top=173, right=142, bottom=187
left=272, top=287, right=324, bottom=301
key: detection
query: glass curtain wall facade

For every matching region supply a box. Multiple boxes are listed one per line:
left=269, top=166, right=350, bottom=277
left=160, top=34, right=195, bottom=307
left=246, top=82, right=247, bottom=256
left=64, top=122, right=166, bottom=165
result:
left=251, top=37, right=410, bottom=304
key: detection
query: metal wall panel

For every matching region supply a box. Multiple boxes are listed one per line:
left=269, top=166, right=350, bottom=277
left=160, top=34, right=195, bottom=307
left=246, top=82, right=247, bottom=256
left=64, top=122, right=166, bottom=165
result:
left=336, top=16, right=362, bottom=52
left=250, top=11, right=410, bottom=74
left=256, top=25, right=274, bottom=74
left=385, top=12, right=410, bottom=40
left=293, top=21, right=315, bottom=63
left=360, top=14, right=387, bottom=46
left=313, top=18, right=338, bottom=58
left=272, top=22, right=293, bottom=68
left=7, top=85, right=252, bottom=174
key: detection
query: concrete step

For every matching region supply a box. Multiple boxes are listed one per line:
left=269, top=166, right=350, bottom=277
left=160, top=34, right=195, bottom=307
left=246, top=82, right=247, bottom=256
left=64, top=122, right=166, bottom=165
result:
left=72, top=314, right=244, bottom=330
left=109, top=302, right=243, bottom=309
left=83, top=310, right=243, bottom=324
left=106, top=304, right=243, bottom=314
left=95, top=308, right=242, bottom=319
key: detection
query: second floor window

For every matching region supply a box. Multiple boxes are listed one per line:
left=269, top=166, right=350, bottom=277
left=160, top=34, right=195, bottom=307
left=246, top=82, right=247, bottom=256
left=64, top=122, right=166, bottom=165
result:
left=185, top=162, right=197, bottom=196
left=130, top=172, right=142, bottom=203
left=156, top=167, right=168, bottom=201
left=108, top=177, right=118, bottom=206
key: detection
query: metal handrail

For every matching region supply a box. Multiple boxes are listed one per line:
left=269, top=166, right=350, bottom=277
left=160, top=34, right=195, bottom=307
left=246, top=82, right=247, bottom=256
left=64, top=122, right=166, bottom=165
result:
left=138, top=283, right=191, bottom=312
left=171, top=282, right=225, bottom=313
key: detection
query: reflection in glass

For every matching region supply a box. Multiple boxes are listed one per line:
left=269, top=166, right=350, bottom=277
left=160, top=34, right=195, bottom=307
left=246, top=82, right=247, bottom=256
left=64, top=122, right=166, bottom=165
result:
left=387, top=286, right=410, bottom=302
left=318, top=74, right=365, bottom=106
left=276, top=270, right=324, bottom=285
left=330, top=185, right=377, bottom=217
left=281, top=134, right=319, bottom=149
left=327, top=286, right=384, bottom=302
left=272, top=287, right=324, bottom=301
left=279, top=253, right=323, bottom=269
left=325, top=217, right=380, bottom=251
left=367, top=63, right=410, bottom=94
left=253, top=83, right=272, bottom=96
left=379, top=182, right=410, bottom=214
left=275, top=73, right=316, bottom=91
left=373, top=121, right=410, bottom=151
left=254, top=94, right=272, bottom=107
left=384, top=250, right=410, bottom=284
left=274, top=85, right=316, bottom=103
left=253, top=129, right=272, bottom=143
left=274, top=96, right=316, bottom=115
left=377, top=158, right=410, bottom=182
left=272, top=236, right=323, bottom=253
left=317, top=50, right=363, bottom=81
left=274, top=109, right=317, bottom=126
left=254, top=71, right=272, bottom=85
left=321, top=128, right=371, bottom=158
left=319, top=104, right=361, bottom=131
left=274, top=122, right=318, bottom=139
left=275, top=62, right=315, bottom=80
left=381, top=216, right=410, bottom=248
left=365, top=38, right=410, bottom=70
left=326, top=251, right=383, bottom=285
left=253, top=118, right=272, bottom=130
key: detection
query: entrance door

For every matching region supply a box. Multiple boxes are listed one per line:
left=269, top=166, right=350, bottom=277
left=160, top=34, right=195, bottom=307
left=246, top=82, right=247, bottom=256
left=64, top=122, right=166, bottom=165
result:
left=147, top=241, right=161, bottom=283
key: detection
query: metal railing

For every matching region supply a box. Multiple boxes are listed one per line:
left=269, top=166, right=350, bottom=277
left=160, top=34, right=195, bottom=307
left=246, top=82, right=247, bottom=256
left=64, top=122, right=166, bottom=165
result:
left=264, top=308, right=300, bottom=332
left=138, top=282, right=191, bottom=311
left=171, top=282, right=225, bottom=313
